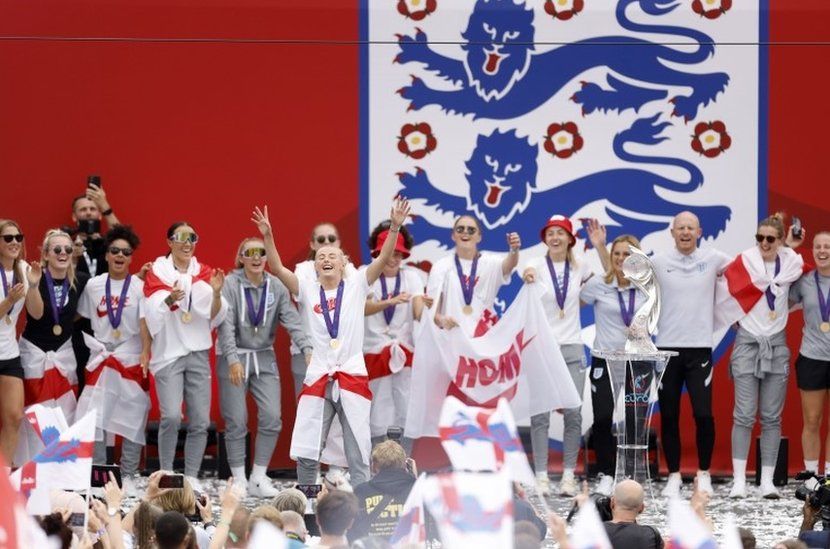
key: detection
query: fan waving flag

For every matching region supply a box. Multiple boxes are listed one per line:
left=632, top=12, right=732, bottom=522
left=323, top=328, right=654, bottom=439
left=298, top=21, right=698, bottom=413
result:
left=570, top=500, right=612, bottom=549
left=13, top=403, right=70, bottom=467
left=666, top=498, right=717, bottom=549
left=439, top=396, right=535, bottom=484
left=389, top=473, right=427, bottom=548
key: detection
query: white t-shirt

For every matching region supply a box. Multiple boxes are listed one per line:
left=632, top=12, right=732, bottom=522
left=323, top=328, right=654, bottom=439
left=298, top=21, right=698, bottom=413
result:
left=580, top=276, right=647, bottom=352
left=0, top=261, right=28, bottom=360
left=78, top=274, right=145, bottom=354
left=652, top=247, right=731, bottom=348
left=738, top=259, right=792, bottom=337
left=363, top=266, right=424, bottom=352
left=426, top=253, right=511, bottom=337
left=292, top=259, right=357, bottom=355
left=526, top=255, right=593, bottom=346
left=297, top=272, right=371, bottom=381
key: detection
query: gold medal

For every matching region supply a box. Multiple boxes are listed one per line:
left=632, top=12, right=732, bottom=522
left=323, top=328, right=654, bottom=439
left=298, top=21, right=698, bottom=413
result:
left=768, top=311, right=777, bottom=320
left=112, top=329, right=121, bottom=340
left=52, top=324, right=62, bottom=336
left=462, top=305, right=473, bottom=315
left=330, top=338, right=340, bottom=349
left=4, top=316, right=11, bottom=325
left=181, top=312, right=192, bottom=324
left=821, top=322, right=830, bottom=333
left=559, top=309, right=565, bottom=319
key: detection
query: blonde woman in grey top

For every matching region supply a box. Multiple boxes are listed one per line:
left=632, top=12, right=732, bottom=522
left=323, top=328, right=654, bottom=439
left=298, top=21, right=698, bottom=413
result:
left=217, top=237, right=311, bottom=498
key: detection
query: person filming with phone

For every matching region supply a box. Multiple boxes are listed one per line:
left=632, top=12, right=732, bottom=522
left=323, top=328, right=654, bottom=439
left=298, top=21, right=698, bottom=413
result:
left=66, top=175, right=122, bottom=277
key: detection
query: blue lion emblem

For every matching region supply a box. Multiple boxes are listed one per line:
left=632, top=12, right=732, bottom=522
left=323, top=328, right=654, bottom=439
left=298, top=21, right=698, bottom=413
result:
left=439, top=413, right=523, bottom=453
left=401, top=114, right=731, bottom=249
left=34, top=437, right=88, bottom=464
left=396, top=0, right=728, bottom=121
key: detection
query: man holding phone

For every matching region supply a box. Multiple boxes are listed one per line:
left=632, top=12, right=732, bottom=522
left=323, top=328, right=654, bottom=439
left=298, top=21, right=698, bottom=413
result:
left=67, top=175, right=122, bottom=277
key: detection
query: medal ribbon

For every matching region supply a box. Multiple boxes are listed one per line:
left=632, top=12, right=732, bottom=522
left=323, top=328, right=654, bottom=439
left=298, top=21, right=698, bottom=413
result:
left=105, top=274, right=132, bottom=331
left=815, top=271, right=830, bottom=324
left=44, top=270, right=69, bottom=328
left=617, top=288, right=636, bottom=327
left=454, top=254, right=478, bottom=307
left=764, top=256, right=781, bottom=313
left=319, top=280, right=344, bottom=341
left=244, top=279, right=269, bottom=329
left=379, top=273, right=401, bottom=325
left=545, top=256, right=570, bottom=313
left=0, top=268, right=14, bottom=322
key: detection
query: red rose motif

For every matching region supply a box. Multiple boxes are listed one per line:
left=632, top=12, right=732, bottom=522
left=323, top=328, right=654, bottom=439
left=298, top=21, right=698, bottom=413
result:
left=691, top=120, right=731, bottom=158
left=398, top=122, right=437, bottom=159
left=544, top=122, right=584, bottom=159
left=544, top=0, right=584, bottom=20
left=397, top=0, right=437, bottom=21
left=692, top=0, right=731, bottom=19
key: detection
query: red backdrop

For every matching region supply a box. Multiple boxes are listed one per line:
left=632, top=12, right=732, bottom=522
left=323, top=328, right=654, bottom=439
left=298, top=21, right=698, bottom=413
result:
left=0, top=0, right=827, bottom=474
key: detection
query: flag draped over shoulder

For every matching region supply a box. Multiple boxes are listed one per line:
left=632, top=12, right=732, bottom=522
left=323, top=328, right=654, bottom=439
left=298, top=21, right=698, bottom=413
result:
left=406, top=283, right=580, bottom=438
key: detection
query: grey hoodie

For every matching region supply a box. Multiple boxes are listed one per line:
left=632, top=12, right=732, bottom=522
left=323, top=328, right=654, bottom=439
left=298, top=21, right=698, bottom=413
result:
left=217, top=269, right=311, bottom=366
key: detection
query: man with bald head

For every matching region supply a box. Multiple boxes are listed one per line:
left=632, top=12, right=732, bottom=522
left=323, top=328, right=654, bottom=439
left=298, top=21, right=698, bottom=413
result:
left=653, top=212, right=731, bottom=497
left=604, top=479, right=664, bottom=549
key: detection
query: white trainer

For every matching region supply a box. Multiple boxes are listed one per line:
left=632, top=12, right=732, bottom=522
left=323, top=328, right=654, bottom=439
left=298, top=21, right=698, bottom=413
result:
left=535, top=473, right=550, bottom=497
left=760, top=479, right=780, bottom=500
left=559, top=473, right=578, bottom=497
left=121, top=474, right=138, bottom=498
left=595, top=473, right=614, bottom=496
left=185, top=475, right=204, bottom=495
left=696, top=470, right=714, bottom=496
left=248, top=475, right=279, bottom=498
left=231, top=475, right=248, bottom=497
left=661, top=472, right=682, bottom=498
left=728, top=477, right=747, bottom=498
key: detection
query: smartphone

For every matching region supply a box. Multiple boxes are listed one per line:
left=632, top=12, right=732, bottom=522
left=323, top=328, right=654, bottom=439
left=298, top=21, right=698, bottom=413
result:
left=159, top=474, right=185, bottom=489
left=295, top=483, right=323, bottom=499
left=77, top=219, right=101, bottom=235
left=68, top=512, right=86, bottom=527
left=792, top=215, right=803, bottom=239
left=91, top=464, right=122, bottom=488
left=87, top=175, right=101, bottom=189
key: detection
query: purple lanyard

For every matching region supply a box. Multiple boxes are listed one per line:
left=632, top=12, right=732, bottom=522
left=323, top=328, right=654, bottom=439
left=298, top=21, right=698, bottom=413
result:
left=764, top=256, right=781, bottom=313
left=545, top=256, right=570, bottom=312
left=105, top=274, right=132, bottom=330
left=244, top=280, right=268, bottom=329
left=0, top=268, right=14, bottom=320
left=319, top=281, right=345, bottom=340
left=454, top=254, right=478, bottom=307
left=617, top=288, right=636, bottom=327
left=815, top=271, right=830, bottom=323
left=44, top=270, right=69, bottom=326
left=379, top=273, right=401, bottom=325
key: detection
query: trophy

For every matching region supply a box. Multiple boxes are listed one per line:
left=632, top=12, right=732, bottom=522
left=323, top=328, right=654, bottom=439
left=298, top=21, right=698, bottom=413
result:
left=622, top=246, right=660, bottom=354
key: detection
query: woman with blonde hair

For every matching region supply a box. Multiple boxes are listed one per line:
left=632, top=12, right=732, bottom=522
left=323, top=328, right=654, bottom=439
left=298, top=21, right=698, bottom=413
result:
left=20, top=229, right=88, bottom=424
left=579, top=233, right=647, bottom=496
left=217, top=236, right=311, bottom=497
left=0, top=219, right=32, bottom=465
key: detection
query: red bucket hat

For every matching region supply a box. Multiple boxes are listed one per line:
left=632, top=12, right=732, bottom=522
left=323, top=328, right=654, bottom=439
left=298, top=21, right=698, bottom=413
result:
left=539, top=215, right=576, bottom=246
left=371, top=229, right=411, bottom=259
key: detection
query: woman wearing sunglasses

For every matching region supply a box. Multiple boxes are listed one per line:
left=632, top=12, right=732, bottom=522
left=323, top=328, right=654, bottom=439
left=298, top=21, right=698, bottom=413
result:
left=75, top=225, right=150, bottom=495
left=143, top=222, right=228, bottom=492
left=522, top=216, right=607, bottom=497
left=216, top=237, right=311, bottom=497
left=721, top=214, right=804, bottom=499
left=579, top=234, right=647, bottom=496
left=20, top=229, right=89, bottom=423
left=252, top=198, right=411, bottom=486
left=790, top=230, right=830, bottom=478
left=362, top=221, right=425, bottom=450
left=0, top=220, right=32, bottom=465
left=427, top=215, right=521, bottom=337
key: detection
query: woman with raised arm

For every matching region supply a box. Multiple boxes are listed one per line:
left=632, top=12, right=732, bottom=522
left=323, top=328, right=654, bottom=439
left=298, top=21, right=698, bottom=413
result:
left=579, top=234, right=647, bottom=497
left=362, top=221, right=425, bottom=450
left=76, top=225, right=150, bottom=496
left=216, top=236, right=311, bottom=497
left=21, top=229, right=89, bottom=424
left=253, top=198, right=411, bottom=486
left=426, top=215, right=521, bottom=337
left=0, top=220, right=30, bottom=466
left=142, top=222, right=228, bottom=493
left=523, top=216, right=606, bottom=497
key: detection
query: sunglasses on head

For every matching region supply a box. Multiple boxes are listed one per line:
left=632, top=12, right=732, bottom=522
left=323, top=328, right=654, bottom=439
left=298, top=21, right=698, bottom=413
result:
left=2, top=234, right=23, bottom=243
left=454, top=225, right=478, bottom=235
left=755, top=234, right=777, bottom=244
left=170, top=232, right=199, bottom=244
left=315, top=234, right=338, bottom=245
left=51, top=245, right=73, bottom=255
left=108, top=246, right=133, bottom=257
left=241, top=247, right=266, bottom=258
